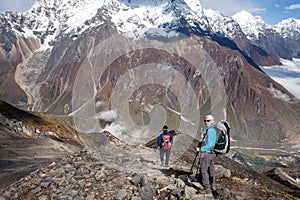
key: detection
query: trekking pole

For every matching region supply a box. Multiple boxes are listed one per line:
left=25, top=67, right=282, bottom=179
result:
left=196, top=152, right=202, bottom=175
left=189, top=151, right=199, bottom=174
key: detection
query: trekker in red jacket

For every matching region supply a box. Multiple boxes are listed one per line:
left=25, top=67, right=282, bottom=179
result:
left=157, top=125, right=173, bottom=167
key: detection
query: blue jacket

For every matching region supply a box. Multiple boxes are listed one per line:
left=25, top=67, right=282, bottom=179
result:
left=200, top=124, right=217, bottom=153
left=157, top=130, right=173, bottom=146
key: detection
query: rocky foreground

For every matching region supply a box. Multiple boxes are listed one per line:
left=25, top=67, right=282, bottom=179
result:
left=0, top=133, right=299, bottom=200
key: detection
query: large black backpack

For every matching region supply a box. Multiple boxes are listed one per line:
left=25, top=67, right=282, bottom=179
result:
left=212, top=120, right=230, bottom=154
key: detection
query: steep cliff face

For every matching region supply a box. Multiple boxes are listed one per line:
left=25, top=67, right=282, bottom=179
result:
left=254, top=32, right=300, bottom=60
left=204, top=9, right=281, bottom=66
left=0, top=13, right=40, bottom=105
left=37, top=21, right=118, bottom=114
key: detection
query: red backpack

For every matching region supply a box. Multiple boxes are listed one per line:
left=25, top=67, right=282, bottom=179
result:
left=162, top=134, right=171, bottom=149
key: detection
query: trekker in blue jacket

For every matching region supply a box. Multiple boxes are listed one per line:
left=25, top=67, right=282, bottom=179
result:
left=196, top=114, right=217, bottom=194
left=157, top=125, right=173, bottom=167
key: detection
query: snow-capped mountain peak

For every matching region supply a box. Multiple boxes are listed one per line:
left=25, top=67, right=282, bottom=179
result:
left=276, top=18, right=300, bottom=27
left=232, top=10, right=266, bottom=25
left=232, top=10, right=271, bottom=40
left=232, top=10, right=300, bottom=48
left=274, top=18, right=300, bottom=38
left=101, top=0, right=206, bottom=38
left=204, top=8, right=242, bottom=39
left=117, top=0, right=203, bottom=13
left=20, top=0, right=207, bottom=48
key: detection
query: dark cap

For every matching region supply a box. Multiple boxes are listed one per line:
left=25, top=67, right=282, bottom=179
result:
left=163, top=125, right=168, bottom=129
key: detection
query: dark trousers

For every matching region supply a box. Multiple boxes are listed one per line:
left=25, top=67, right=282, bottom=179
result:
left=160, top=148, right=171, bottom=165
left=200, top=153, right=216, bottom=189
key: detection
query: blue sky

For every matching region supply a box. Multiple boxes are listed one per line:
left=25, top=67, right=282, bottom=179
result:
left=201, top=0, right=300, bottom=24
left=0, top=0, right=299, bottom=24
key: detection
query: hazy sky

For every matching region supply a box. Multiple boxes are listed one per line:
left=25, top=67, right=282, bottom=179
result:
left=0, top=0, right=299, bottom=24
left=0, top=0, right=35, bottom=13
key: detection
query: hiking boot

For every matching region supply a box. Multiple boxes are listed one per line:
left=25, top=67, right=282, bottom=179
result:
left=211, top=185, right=217, bottom=191
left=199, top=188, right=211, bottom=195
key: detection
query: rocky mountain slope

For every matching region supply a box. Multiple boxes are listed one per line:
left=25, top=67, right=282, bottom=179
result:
left=0, top=100, right=83, bottom=189
left=0, top=0, right=299, bottom=152
left=0, top=100, right=82, bottom=144
left=1, top=131, right=299, bottom=199
left=0, top=100, right=299, bottom=199
left=0, top=125, right=81, bottom=190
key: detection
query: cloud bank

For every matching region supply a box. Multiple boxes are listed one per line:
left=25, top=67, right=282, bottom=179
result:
left=262, top=58, right=300, bottom=100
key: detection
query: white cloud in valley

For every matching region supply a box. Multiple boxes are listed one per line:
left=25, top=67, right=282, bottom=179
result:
left=262, top=58, right=300, bottom=100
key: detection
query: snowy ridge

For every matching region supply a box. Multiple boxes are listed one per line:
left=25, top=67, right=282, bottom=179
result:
left=232, top=10, right=300, bottom=40
left=15, top=0, right=207, bottom=49
left=3, top=0, right=299, bottom=51
left=24, top=0, right=106, bottom=49
left=204, top=9, right=242, bottom=39
left=94, top=0, right=207, bottom=38
left=274, top=18, right=300, bottom=38
left=232, top=10, right=272, bottom=40
left=0, top=12, right=36, bottom=39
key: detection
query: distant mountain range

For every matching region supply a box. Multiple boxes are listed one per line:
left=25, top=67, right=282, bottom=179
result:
left=233, top=10, right=300, bottom=60
left=0, top=0, right=300, bottom=149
